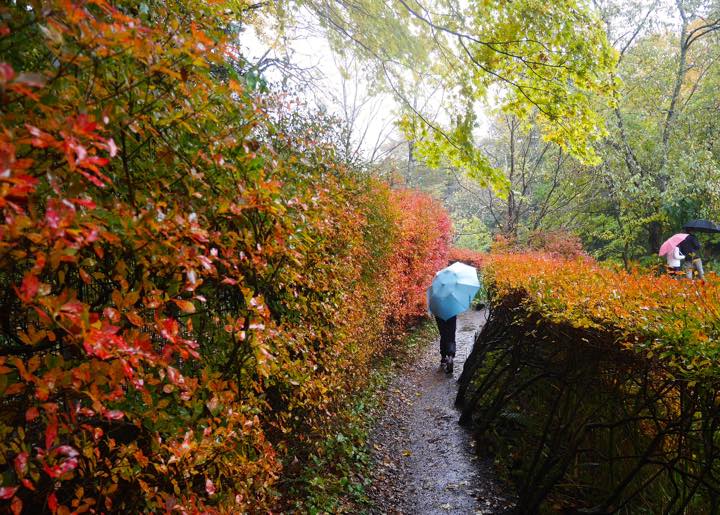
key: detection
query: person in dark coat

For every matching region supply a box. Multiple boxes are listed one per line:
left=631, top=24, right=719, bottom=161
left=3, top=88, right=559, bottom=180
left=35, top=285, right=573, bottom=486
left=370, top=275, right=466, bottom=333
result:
left=435, top=315, right=456, bottom=374
left=678, top=233, right=705, bottom=280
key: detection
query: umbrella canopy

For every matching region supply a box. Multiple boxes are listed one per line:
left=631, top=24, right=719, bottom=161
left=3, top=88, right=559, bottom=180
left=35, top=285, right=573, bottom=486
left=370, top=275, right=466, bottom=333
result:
left=427, top=262, right=481, bottom=321
left=683, top=219, right=720, bottom=233
left=658, top=233, right=689, bottom=257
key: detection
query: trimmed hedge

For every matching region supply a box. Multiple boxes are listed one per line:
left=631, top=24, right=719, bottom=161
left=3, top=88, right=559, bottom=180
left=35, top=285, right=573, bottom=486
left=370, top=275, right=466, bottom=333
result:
left=0, top=2, right=451, bottom=512
left=458, top=253, right=720, bottom=512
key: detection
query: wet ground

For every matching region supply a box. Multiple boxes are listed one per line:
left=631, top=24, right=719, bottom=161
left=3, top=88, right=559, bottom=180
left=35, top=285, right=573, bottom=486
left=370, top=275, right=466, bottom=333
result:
left=367, top=309, right=514, bottom=514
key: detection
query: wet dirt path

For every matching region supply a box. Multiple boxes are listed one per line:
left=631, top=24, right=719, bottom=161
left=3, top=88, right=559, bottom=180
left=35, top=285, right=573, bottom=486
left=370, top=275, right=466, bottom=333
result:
left=367, top=309, right=514, bottom=514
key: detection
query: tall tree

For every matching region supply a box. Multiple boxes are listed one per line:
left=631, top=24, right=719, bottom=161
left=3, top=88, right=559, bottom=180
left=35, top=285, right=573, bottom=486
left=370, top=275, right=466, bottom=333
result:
left=275, top=0, right=617, bottom=190
left=588, top=0, right=720, bottom=261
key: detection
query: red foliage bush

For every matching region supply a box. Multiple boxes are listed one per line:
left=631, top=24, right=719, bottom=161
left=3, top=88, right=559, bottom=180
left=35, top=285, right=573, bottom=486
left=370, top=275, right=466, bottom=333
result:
left=383, top=189, right=452, bottom=329
left=527, top=229, right=587, bottom=259
left=448, top=246, right=487, bottom=269
left=0, top=2, right=453, bottom=513
left=488, top=230, right=586, bottom=259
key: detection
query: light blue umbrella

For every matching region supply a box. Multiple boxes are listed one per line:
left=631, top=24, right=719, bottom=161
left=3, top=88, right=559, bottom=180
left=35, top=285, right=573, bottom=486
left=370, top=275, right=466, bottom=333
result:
left=427, top=262, right=481, bottom=320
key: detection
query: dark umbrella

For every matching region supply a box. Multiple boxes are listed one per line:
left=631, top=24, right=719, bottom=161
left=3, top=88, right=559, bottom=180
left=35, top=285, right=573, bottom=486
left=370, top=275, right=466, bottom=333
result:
left=683, top=219, right=720, bottom=233
left=678, top=233, right=701, bottom=256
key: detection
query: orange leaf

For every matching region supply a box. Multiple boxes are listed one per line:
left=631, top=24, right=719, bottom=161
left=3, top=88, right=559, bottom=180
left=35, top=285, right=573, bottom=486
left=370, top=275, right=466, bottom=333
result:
left=174, top=299, right=196, bottom=314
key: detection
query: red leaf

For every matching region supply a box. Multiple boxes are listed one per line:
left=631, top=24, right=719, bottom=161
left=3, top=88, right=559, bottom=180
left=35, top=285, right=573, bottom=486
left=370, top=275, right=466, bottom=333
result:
left=25, top=125, right=55, bottom=148
left=45, top=416, right=58, bottom=450
left=103, top=307, right=120, bottom=323
left=72, top=114, right=99, bottom=136
left=79, top=268, right=92, bottom=284
left=45, top=204, right=61, bottom=229
left=14, top=452, right=28, bottom=477
left=83, top=327, right=123, bottom=360
left=160, top=318, right=179, bottom=342
left=0, top=486, right=18, bottom=500
left=167, top=366, right=185, bottom=386
left=55, top=445, right=79, bottom=458
left=0, top=62, right=14, bottom=84
left=76, top=168, right=107, bottom=188
left=103, top=410, right=124, bottom=420
left=45, top=446, right=79, bottom=478
left=11, top=496, right=22, bottom=515
left=15, top=273, right=39, bottom=303
left=48, top=492, right=58, bottom=513
left=106, top=138, right=118, bottom=157
left=25, top=407, right=39, bottom=421
left=72, top=197, right=96, bottom=209
left=126, top=311, right=144, bottom=327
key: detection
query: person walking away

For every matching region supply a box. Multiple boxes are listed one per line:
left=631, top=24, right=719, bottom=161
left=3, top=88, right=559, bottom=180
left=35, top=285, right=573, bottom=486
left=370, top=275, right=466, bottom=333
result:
left=666, top=245, right=685, bottom=277
left=435, top=315, right=456, bottom=374
left=678, top=233, right=705, bottom=280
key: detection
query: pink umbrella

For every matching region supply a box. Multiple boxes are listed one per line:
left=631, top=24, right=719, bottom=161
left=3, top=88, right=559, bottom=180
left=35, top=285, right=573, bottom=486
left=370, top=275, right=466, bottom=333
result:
left=658, top=233, right=689, bottom=256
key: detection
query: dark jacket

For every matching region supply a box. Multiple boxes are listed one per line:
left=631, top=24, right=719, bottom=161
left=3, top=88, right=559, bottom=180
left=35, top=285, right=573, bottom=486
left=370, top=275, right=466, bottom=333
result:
left=678, top=234, right=701, bottom=258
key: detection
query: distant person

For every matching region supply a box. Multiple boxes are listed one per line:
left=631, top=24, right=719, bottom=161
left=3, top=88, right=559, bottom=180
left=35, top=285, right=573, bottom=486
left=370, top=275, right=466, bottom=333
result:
left=428, top=262, right=480, bottom=373
left=678, top=233, right=705, bottom=280
left=435, top=315, right=456, bottom=374
left=666, top=245, right=685, bottom=277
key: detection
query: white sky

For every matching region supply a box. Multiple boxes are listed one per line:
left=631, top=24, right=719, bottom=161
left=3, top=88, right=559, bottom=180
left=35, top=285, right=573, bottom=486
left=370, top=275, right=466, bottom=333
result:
left=239, top=14, right=403, bottom=162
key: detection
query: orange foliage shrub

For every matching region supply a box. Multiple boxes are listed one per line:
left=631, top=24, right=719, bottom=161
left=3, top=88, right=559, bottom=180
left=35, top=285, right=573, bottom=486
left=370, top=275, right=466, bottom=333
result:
left=488, top=230, right=585, bottom=259
left=465, top=253, right=720, bottom=511
left=485, top=253, right=720, bottom=376
left=0, top=2, right=452, bottom=513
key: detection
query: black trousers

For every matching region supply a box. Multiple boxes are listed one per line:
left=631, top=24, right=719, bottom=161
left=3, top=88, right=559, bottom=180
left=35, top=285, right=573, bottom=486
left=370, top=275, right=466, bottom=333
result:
left=435, top=316, right=457, bottom=357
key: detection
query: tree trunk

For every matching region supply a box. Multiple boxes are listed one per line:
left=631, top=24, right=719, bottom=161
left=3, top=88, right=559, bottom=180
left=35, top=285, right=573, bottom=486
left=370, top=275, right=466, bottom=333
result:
left=648, top=220, right=662, bottom=255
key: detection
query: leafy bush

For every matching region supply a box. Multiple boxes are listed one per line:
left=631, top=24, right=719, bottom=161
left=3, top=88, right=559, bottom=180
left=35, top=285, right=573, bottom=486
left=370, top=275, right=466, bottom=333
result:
left=0, top=2, right=452, bottom=512
left=448, top=247, right=486, bottom=270
left=453, top=217, right=491, bottom=252
left=458, top=252, right=720, bottom=512
left=485, top=253, right=720, bottom=371
left=526, top=229, right=587, bottom=259
left=383, top=189, right=451, bottom=330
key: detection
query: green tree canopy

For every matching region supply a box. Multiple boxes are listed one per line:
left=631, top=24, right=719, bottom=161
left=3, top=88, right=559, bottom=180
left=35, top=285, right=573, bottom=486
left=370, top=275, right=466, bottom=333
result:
left=274, top=0, right=618, bottom=191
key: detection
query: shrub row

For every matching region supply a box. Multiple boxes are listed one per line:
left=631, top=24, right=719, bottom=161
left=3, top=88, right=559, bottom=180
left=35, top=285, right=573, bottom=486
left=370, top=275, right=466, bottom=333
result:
left=458, top=253, right=720, bottom=512
left=485, top=253, right=720, bottom=377
left=0, top=2, right=450, bottom=513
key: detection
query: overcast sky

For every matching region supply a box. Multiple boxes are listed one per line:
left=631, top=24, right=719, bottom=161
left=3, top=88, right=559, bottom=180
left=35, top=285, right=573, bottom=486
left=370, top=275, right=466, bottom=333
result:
left=239, top=13, right=403, bottom=162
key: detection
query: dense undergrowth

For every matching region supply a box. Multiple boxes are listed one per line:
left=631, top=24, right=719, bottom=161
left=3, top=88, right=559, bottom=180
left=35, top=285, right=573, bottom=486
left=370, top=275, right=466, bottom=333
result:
left=459, top=253, right=720, bottom=513
left=0, top=1, right=451, bottom=512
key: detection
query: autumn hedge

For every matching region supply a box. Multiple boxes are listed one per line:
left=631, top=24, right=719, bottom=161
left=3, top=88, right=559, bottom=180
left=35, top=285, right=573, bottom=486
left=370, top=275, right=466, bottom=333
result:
left=0, top=1, right=450, bottom=513
left=484, top=253, right=720, bottom=376
left=459, top=253, right=720, bottom=512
